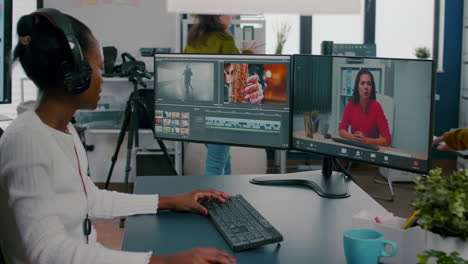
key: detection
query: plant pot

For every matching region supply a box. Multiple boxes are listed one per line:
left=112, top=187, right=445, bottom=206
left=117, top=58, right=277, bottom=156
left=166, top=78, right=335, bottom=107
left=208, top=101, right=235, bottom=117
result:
left=424, top=231, right=468, bottom=263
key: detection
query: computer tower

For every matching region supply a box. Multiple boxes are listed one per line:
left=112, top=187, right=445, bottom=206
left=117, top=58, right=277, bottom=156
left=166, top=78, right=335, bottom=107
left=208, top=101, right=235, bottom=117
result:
left=135, top=149, right=176, bottom=176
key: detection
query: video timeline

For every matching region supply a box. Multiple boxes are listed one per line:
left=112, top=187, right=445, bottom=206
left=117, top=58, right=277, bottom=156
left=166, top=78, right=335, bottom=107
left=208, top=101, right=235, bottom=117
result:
left=205, top=117, right=281, bottom=132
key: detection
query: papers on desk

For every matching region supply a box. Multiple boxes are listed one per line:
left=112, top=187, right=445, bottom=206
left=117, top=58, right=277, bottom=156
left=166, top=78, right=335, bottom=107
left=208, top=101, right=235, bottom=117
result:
left=352, top=209, right=425, bottom=264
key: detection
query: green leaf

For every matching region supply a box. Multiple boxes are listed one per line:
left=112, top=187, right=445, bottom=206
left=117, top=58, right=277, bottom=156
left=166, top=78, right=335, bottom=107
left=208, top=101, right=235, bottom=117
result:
left=417, top=250, right=468, bottom=264
left=412, top=168, right=468, bottom=240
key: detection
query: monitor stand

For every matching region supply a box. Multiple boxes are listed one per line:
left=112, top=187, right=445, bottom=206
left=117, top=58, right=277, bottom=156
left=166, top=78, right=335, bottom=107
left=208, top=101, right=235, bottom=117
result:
left=250, top=156, right=350, bottom=199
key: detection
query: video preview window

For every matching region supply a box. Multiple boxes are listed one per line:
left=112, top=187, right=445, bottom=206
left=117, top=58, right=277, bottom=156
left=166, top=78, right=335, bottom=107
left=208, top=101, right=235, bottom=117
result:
left=223, top=63, right=288, bottom=105
left=156, top=61, right=215, bottom=103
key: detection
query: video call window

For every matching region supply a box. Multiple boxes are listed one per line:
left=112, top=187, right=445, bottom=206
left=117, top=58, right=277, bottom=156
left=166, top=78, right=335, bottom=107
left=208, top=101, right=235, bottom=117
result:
left=292, top=55, right=435, bottom=174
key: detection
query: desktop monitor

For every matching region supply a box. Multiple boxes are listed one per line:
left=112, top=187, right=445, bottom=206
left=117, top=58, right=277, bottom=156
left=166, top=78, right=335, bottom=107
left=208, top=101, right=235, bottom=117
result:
left=0, top=0, right=12, bottom=104
left=153, top=54, right=291, bottom=149
left=283, top=55, right=434, bottom=198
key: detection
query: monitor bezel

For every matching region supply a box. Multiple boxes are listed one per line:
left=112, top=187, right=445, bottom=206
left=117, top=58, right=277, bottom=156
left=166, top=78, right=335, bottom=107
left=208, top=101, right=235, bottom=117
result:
left=1, top=0, right=12, bottom=104
left=290, top=54, right=436, bottom=175
left=153, top=53, right=293, bottom=150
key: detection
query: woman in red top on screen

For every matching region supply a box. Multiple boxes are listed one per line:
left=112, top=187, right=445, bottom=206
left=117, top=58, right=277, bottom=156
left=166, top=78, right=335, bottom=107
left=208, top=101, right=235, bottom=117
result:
left=338, top=68, right=392, bottom=146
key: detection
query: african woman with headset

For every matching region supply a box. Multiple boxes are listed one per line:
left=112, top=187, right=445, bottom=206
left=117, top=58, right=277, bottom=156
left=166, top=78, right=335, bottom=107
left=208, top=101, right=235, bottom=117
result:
left=0, top=9, right=235, bottom=264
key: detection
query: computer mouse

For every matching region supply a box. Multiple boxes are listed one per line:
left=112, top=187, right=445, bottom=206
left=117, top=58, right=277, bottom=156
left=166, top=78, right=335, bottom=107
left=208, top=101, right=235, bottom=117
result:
left=324, top=133, right=332, bottom=139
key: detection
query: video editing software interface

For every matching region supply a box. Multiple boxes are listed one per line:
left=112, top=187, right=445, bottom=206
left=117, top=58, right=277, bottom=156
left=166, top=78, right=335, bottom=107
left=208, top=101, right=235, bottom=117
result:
left=292, top=55, right=434, bottom=173
left=154, top=54, right=291, bottom=149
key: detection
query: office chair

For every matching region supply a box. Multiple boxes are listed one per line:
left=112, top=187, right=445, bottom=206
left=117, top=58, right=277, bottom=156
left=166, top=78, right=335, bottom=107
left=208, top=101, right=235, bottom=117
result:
left=371, top=94, right=396, bottom=201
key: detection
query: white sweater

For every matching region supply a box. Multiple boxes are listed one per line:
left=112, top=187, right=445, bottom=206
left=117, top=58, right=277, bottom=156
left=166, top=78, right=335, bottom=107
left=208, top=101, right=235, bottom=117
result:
left=0, top=110, right=159, bottom=264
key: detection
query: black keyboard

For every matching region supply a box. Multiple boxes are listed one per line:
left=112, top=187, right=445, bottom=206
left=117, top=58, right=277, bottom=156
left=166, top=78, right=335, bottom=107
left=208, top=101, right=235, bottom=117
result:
left=332, top=137, right=380, bottom=151
left=202, top=194, right=283, bottom=251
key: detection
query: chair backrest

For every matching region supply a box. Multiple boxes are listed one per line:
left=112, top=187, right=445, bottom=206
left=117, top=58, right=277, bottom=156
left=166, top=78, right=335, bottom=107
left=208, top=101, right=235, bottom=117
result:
left=376, top=94, right=394, bottom=144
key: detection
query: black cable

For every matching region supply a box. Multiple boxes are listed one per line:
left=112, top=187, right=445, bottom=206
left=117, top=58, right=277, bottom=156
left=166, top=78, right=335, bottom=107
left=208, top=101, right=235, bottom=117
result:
left=333, top=158, right=355, bottom=182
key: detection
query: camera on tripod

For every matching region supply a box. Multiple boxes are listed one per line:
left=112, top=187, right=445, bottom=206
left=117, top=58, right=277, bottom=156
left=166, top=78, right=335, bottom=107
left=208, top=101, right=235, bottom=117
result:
left=102, top=46, right=152, bottom=82
left=114, top=53, right=152, bottom=86
left=104, top=50, right=176, bottom=221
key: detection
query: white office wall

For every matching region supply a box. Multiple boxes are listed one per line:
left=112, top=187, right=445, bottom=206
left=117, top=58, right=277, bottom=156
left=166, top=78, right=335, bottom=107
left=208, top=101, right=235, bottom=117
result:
left=43, top=0, right=179, bottom=71
left=312, top=1, right=365, bottom=55
left=376, top=0, right=434, bottom=59
left=168, top=0, right=361, bottom=15
left=264, top=14, right=300, bottom=54
left=308, top=0, right=434, bottom=58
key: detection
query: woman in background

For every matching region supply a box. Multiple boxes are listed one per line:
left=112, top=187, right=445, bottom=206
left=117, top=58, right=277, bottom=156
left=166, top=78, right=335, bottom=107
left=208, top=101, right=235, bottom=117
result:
left=0, top=9, right=235, bottom=264
left=184, top=15, right=262, bottom=176
left=339, top=68, right=392, bottom=146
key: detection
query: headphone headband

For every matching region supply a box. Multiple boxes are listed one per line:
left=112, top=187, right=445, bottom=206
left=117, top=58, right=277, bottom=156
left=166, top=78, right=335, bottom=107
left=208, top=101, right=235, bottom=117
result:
left=32, top=8, right=91, bottom=94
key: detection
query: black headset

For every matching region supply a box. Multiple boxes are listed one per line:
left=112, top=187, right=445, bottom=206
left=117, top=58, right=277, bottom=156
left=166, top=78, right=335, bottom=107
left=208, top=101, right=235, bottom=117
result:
left=32, top=8, right=91, bottom=94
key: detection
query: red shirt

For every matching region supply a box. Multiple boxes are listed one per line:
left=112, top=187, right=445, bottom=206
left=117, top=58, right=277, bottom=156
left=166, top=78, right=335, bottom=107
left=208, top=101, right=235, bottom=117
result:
left=339, top=99, right=392, bottom=145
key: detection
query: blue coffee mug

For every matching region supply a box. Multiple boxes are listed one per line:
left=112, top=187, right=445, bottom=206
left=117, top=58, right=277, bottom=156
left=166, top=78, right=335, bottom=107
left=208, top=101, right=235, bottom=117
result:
left=343, top=229, right=398, bottom=264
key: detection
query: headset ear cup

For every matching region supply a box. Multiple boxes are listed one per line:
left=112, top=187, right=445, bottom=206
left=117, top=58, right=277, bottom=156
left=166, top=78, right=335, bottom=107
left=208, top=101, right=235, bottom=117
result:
left=61, top=61, right=74, bottom=93
left=84, top=62, right=92, bottom=81
left=79, top=61, right=92, bottom=92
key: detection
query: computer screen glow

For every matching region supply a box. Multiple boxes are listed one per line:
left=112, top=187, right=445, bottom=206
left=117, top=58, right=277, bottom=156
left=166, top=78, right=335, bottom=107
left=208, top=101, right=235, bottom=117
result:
left=292, top=55, right=435, bottom=174
left=154, top=54, right=291, bottom=149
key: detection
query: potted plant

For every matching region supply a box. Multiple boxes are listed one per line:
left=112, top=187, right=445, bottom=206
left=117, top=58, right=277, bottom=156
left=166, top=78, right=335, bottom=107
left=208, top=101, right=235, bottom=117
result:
left=310, top=110, right=320, bottom=133
left=417, top=250, right=468, bottom=264
left=303, top=110, right=320, bottom=138
left=411, top=168, right=468, bottom=261
left=274, top=21, right=292, bottom=55
left=415, top=46, right=431, bottom=59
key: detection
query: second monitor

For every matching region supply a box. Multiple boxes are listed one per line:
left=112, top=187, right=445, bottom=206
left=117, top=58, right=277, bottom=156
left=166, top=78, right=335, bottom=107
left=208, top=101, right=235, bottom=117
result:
left=292, top=55, right=435, bottom=174
left=154, top=54, right=291, bottom=149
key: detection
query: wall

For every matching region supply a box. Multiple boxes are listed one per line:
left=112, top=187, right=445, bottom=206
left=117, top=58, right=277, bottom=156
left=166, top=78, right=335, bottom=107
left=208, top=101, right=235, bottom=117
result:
left=434, top=0, right=463, bottom=159
left=376, top=0, right=435, bottom=59
left=43, top=0, right=179, bottom=71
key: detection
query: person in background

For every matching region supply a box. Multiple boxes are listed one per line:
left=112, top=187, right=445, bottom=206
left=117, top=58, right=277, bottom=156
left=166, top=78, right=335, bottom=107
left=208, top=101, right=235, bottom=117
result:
left=184, top=15, right=263, bottom=176
left=339, top=68, right=392, bottom=147
left=433, top=128, right=468, bottom=151
left=0, top=9, right=235, bottom=264
left=183, top=65, right=193, bottom=96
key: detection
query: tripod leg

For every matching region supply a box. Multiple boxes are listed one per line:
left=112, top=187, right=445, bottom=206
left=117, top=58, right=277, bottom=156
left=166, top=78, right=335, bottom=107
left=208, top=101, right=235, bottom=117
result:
left=105, top=103, right=131, bottom=189
left=120, top=123, right=135, bottom=228
left=157, top=139, right=178, bottom=175
left=120, top=97, right=140, bottom=228
left=124, top=108, right=138, bottom=194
